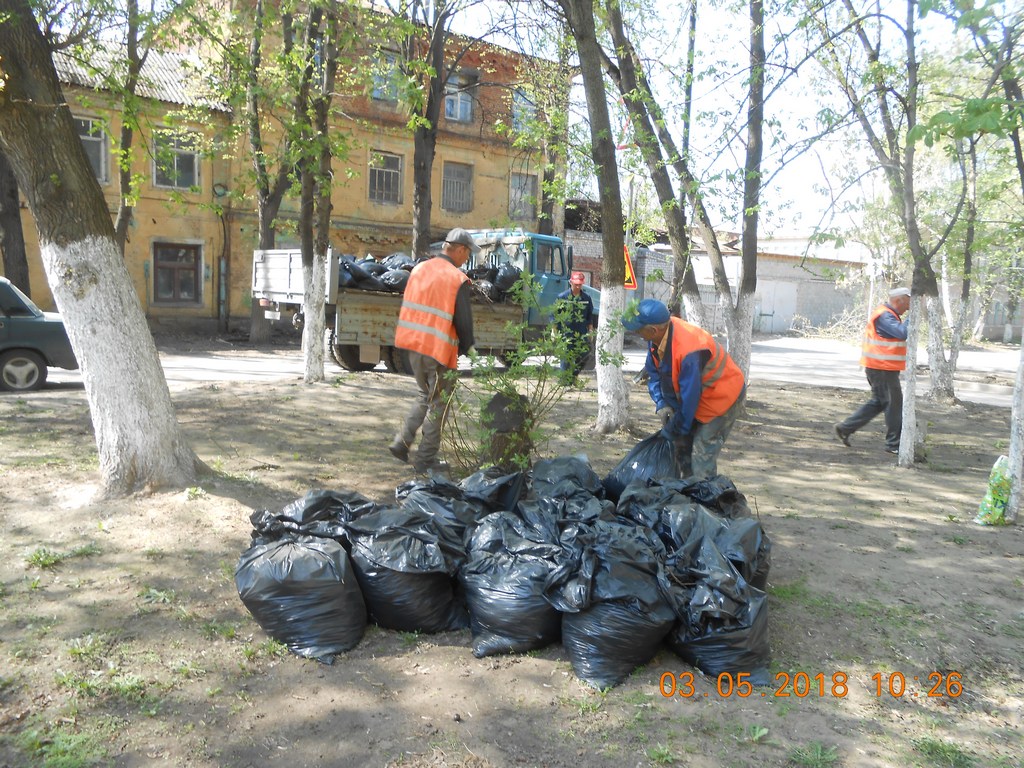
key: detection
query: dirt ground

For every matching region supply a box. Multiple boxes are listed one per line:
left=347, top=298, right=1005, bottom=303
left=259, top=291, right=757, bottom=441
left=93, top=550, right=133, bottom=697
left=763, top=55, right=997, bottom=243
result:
left=1, top=334, right=1022, bottom=768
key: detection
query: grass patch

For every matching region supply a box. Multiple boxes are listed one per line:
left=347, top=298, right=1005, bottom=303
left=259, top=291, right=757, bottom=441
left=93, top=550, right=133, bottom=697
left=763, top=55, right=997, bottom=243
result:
left=11, top=715, right=119, bottom=768
left=788, top=741, right=839, bottom=767
left=25, top=543, right=101, bottom=570
left=913, top=737, right=975, bottom=767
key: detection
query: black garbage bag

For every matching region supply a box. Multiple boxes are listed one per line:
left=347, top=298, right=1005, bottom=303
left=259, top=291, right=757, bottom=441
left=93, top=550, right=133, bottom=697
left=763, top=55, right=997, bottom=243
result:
left=602, top=431, right=678, bottom=503
left=381, top=252, right=415, bottom=270
left=359, top=260, right=389, bottom=276
left=344, top=506, right=469, bottom=633
left=664, top=475, right=751, bottom=519
left=467, top=265, right=498, bottom=283
left=379, top=269, right=409, bottom=293
left=471, top=279, right=501, bottom=303
left=354, top=274, right=387, bottom=292
left=459, top=467, right=527, bottom=513
left=659, top=504, right=728, bottom=561
left=235, top=535, right=366, bottom=663
left=461, top=510, right=563, bottom=657
left=249, top=488, right=379, bottom=544
left=544, top=521, right=675, bottom=689
left=532, top=456, right=605, bottom=500
left=614, top=481, right=697, bottom=531
left=714, top=516, right=772, bottom=591
left=494, top=262, right=522, bottom=292
left=338, top=257, right=373, bottom=287
left=665, top=536, right=771, bottom=684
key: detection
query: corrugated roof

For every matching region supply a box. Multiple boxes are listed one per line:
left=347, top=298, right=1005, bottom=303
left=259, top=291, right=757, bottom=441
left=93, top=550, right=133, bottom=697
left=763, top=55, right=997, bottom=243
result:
left=53, top=44, right=230, bottom=112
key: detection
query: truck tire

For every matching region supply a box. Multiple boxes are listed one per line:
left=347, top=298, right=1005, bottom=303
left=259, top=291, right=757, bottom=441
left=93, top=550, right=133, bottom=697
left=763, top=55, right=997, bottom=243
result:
left=387, top=346, right=414, bottom=375
left=332, top=342, right=377, bottom=372
left=0, top=349, right=47, bottom=391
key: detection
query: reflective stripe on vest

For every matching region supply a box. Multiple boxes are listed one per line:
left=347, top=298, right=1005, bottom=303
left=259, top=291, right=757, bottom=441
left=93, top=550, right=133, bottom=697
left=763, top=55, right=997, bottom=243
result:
left=394, top=258, right=469, bottom=368
left=860, top=305, right=907, bottom=371
left=662, top=317, right=745, bottom=423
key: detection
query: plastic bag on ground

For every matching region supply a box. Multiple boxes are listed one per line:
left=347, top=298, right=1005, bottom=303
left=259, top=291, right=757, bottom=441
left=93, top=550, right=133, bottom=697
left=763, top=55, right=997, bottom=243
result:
left=344, top=506, right=469, bottom=633
left=532, top=456, right=606, bottom=500
left=665, top=536, right=770, bottom=684
left=544, top=521, right=675, bottom=689
left=975, top=455, right=1010, bottom=525
left=602, top=431, right=677, bottom=503
left=461, top=510, right=562, bottom=657
left=235, top=535, right=366, bottom=663
left=249, top=489, right=378, bottom=544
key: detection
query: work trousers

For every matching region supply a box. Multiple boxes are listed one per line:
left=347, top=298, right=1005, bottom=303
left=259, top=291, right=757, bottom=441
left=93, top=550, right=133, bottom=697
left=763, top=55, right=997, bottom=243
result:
left=839, top=367, right=903, bottom=450
left=672, top=387, right=746, bottom=479
left=396, top=351, right=457, bottom=471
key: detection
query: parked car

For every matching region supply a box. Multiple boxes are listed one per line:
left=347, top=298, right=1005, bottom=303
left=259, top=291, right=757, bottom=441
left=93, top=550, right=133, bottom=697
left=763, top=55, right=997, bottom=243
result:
left=0, top=276, right=78, bottom=391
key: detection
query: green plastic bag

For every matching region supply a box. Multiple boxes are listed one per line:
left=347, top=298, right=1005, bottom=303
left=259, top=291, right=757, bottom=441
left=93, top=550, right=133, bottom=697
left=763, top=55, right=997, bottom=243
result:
left=975, top=455, right=1010, bottom=526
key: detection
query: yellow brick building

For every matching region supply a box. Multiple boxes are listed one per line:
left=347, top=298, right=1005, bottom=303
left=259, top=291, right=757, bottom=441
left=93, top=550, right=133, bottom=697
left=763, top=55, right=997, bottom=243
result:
left=13, top=34, right=547, bottom=331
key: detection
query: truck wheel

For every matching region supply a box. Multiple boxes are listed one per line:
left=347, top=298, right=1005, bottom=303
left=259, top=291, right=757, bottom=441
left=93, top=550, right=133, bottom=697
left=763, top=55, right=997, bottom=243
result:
left=333, top=343, right=376, bottom=372
left=387, top=346, right=414, bottom=375
left=0, top=349, right=47, bottom=391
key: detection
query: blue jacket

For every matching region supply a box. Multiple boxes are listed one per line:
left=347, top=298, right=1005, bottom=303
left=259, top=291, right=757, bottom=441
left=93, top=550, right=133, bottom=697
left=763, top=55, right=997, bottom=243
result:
left=554, top=289, right=595, bottom=337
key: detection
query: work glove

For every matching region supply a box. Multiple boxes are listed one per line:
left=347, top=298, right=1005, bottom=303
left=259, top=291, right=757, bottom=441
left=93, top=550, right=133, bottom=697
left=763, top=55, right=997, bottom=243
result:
left=657, top=406, right=675, bottom=428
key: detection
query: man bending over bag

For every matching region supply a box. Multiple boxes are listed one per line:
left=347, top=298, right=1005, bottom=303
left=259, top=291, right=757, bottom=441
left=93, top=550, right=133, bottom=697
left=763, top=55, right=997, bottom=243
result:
left=622, top=299, right=746, bottom=479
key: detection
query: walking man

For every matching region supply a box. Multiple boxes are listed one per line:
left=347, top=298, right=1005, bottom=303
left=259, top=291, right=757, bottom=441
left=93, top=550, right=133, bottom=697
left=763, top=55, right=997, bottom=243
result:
left=389, top=228, right=478, bottom=474
left=553, top=271, right=597, bottom=380
left=622, top=299, right=746, bottom=479
left=834, top=287, right=911, bottom=454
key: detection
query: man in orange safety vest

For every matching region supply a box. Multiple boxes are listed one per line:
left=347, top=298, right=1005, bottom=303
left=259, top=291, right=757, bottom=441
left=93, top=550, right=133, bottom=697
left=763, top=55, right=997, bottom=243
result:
left=834, top=286, right=911, bottom=455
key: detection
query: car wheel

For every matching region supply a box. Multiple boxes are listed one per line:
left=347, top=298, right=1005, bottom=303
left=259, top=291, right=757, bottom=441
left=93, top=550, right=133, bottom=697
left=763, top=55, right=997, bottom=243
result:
left=332, top=342, right=377, bottom=372
left=0, top=349, right=47, bottom=391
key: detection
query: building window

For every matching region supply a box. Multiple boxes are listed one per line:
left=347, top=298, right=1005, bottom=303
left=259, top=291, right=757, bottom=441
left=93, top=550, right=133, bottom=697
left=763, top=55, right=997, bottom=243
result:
left=444, top=74, right=474, bottom=123
left=371, top=52, right=399, bottom=101
left=511, top=89, right=535, bottom=133
left=153, top=130, right=199, bottom=189
left=153, top=243, right=201, bottom=302
left=75, top=117, right=109, bottom=184
left=509, top=173, right=538, bottom=220
left=369, top=150, right=403, bottom=204
left=442, top=162, right=473, bottom=213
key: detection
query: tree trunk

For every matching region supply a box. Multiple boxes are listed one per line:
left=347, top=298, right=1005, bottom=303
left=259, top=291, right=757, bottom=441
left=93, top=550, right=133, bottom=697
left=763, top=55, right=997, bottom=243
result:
left=897, top=295, right=924, bottom=467
left=925, top=297, right=955, bottom=402
left=0, top=0, right=201, bottom=496
left=0, top=148, right=30, bottom=295
left=1007, top=338, right=1023, bottom=523
left=112, top=0, right=144, bottom=255
left=560, top=0, right=629, bottom=434
left=411, top=125, right=437, bottom=258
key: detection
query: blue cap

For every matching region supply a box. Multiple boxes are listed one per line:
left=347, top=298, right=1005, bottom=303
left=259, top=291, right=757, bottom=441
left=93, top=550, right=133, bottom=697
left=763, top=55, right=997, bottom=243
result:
left=622, top=299, right=671, bottom=331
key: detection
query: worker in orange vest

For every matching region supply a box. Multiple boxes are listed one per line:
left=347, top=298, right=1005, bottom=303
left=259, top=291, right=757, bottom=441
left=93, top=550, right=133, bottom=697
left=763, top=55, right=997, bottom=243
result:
left=389, top=228, right=478, bottom=474
left=834, top=287, right=911, bottom=454
left=623, top=299, right=746, bottom=479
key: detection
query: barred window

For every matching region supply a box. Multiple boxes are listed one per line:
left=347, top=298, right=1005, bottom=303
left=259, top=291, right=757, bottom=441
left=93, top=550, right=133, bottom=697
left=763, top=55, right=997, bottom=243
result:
left=369, top=151, right=403, bottom=204
left=509, top=173, right=537, bottom=220
left=75, top=117, right=109, bottom=184
left=441, top=162, right=473, bottom=213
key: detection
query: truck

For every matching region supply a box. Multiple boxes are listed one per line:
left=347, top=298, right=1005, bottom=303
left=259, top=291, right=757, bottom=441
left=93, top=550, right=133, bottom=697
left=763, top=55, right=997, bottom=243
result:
left=251, top=229, right=586, bottom=374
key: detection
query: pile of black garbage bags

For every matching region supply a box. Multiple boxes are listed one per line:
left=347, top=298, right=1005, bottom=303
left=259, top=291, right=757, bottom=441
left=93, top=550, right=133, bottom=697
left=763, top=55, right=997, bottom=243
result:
left=236, top=433, right=771, bottom=690
left=338, top=252, right=522, bottom=303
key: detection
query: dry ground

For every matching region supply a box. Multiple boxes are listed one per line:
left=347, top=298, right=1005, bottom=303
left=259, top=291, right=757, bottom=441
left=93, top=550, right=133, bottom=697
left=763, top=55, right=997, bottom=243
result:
left=1, top=336, right=1021, bottom=768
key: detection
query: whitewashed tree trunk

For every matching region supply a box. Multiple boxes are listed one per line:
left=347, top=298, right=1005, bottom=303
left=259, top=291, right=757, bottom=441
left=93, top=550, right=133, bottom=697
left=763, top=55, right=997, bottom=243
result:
left=924, top=297, right=955, bottom=401
left=724, top=292, right=756, bottom=377
left=0, top=1, right=201, bottom=497
left=43, top=238, right=201, bottom=495
left=898, top=296, right=924, bottom=467
left=594, top=284, right=630, bottom=433
left=1006, top=337, right=1023, bottom=523
left=301, top=252, right=326, bottom=383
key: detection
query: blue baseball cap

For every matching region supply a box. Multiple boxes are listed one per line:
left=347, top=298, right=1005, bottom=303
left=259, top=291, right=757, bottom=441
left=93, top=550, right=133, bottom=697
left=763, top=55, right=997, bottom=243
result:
left=622, top=299, right=671, bottom=331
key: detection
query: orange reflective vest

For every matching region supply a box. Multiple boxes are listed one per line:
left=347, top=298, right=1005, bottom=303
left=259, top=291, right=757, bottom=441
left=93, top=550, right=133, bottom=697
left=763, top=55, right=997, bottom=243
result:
left=654, top=317, right=745, bottom=423
left=860, top=305, right=907, bottom=371
left=395, top=257, right=470, bottom=368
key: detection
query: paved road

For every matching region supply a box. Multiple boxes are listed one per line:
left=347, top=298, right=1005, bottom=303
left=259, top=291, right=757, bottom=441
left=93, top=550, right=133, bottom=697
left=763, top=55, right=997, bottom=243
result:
left=47, top=335, right=1018, bottom=407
